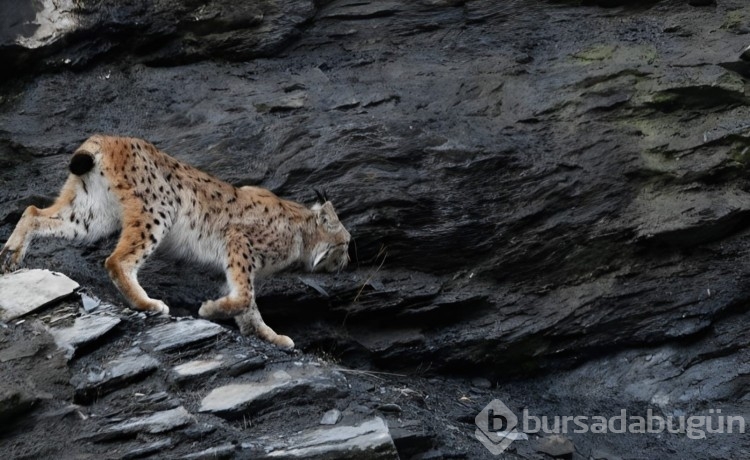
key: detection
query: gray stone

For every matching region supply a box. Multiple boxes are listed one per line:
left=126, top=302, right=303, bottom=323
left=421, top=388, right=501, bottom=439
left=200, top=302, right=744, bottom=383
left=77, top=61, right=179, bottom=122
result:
left=48, top=314, right=121, bottom=358
left=320, top=408, right=341, bottom=425
left=471, top=377, right=492, bottom=389
left=8, top=0, right=78, bottom=49
left=199, top=367, right=346, bottom=419
left=72, top=348, right=159, bottom=403
left=0, top=270, right=79, bottom=321
left=534, top=434, right=575, bottom=457
left=122, top=438, right=174, bottom=460
left=377, top=403, right=402, bottom=413
left=321, top=2, right=401, bottom=19
left=141, top=319, right=225, bottom=352
left=172, top=355, right=224, bottom=382
left=254, top=91, right=306, bottom=113
left=79, top=293, right=114, bottom=313
left=94, top=407, right=193, bottom=441
left=226, top=355, right=267, bottom=376
left=136, top=391, right=181, bottom=411
left=183, top=423, right=217, bottom=440
left=181, top=443, right=237, bottom=459
left=259, top=417, right=398, bottom=459
left=630, top=188, right=750, bottom=247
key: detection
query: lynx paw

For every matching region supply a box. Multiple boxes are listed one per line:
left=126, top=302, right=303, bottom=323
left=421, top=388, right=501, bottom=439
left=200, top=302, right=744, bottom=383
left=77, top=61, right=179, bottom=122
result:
left=274, top=334, right=295, bottom=350
left=258, top=324, right=295, bottom=350
left=198, top=299, right=244, bottom=319
left=0, top=246, right=20, bottom=274
left=142, top=299, right=170, bottom=316
left=234, top=316, right=295, bottom=349
left=154, top=300, right=170, bottom=315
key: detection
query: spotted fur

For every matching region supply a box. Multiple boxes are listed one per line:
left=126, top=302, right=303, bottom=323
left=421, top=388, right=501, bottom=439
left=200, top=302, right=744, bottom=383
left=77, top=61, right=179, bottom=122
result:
left=0, top=135, right=351, bottom=348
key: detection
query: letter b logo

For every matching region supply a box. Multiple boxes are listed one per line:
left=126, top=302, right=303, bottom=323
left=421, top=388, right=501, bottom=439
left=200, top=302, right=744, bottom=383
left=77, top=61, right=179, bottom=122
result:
left=475, top=399, right=519, bottom=455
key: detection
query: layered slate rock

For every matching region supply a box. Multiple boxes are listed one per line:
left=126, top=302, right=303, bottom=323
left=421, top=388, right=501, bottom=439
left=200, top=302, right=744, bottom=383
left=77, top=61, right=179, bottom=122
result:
left=257, top=417, right=398, bottom=460
left=72, top=348, right=159, bottom=403
left=121, top=439, right=174, bottom=460
left=89, top=406, right=194, bottom=442
left=181, top=444, right=237, bottom=460
left=199, top=367, right=347, bottom=419
left=140, top=319, right=225, bottom=352
left=0, top=0, right=317, bottom=77
left=48, top=314, right=121, bottom=359
left=172, top=355, right=225, bottom=383
left=0, top=270, right=79, bottom=321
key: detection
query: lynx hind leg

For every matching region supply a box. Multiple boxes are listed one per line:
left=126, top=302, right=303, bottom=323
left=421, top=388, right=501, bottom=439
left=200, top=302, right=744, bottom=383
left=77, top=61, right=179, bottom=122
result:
left=1, top=177, right=89, bottom=272
left=235, top=305, right=295, bottom=349
left=198, top=228, right=254, bottom=319
left=105, top=215, right=169, bottom=315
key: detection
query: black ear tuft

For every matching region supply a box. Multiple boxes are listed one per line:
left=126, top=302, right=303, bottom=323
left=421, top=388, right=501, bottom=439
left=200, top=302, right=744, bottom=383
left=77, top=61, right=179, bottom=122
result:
left=314, top=188, right=327, bottom=203
left=69, top=150, right=95, bottom=176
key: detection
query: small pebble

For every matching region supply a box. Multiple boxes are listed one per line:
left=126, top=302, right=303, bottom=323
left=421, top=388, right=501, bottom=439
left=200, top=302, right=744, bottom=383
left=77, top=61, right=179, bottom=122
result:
left=471, top=377, right=492, bottom=389
left=320, top=409, right=341, bottom=425
left=377, top=403, right=402, bottom=413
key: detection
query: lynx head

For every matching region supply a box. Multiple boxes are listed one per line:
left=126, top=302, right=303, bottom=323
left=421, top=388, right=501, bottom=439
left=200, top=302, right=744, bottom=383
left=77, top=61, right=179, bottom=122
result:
left=308, top=190, right=350, bottom=273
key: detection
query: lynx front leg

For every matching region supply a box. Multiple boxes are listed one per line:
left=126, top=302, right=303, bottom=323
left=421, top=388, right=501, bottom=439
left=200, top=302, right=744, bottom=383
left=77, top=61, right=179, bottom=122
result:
left=235, top=303, right=295, bottom=349
left=105, top=216, right=169, bottom=315
left=197, top=227, right=294, bottom=349
left=198, top=228, right=254, bottom=319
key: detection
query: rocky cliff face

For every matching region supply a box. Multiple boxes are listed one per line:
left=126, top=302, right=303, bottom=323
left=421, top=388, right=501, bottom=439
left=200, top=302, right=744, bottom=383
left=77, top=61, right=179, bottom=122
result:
left=1, top=0, right=750, bottom=458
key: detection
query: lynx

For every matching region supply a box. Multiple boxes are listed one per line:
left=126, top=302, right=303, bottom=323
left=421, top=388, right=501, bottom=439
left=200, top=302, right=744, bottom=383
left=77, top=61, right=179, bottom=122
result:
left=0, top=135, right=351, bottom=348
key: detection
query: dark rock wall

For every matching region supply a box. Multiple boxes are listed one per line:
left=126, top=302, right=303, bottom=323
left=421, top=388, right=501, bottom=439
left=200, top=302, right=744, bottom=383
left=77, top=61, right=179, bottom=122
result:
left=2, top=0, right=750, bottom=383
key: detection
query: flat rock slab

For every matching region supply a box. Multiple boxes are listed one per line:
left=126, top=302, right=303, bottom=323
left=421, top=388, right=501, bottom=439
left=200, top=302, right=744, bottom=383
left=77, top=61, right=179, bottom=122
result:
left=0, top=269, right=79, bottom=321
left=48, top=314, right=121, bottom=358
left=141, top=319, right=225, bottom=352
left=72, top=348, right=159, bottom=403
left=199, top=367, right=347, bottom=419
left=172, top=356, right=225, bottom=383
left=226, top=355, right=267, bottom=376
left=259, top=417, right=398, bottom=460
left=122, top=438, right=174, bottom=460
left=91, top=407, right=193, bottom=442
left=181, top=443, right=237, bottom=459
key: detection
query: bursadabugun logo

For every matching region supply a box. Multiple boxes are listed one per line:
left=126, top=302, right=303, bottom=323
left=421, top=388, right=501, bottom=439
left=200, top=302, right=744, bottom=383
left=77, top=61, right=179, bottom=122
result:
left=476, top=399, right=747, bottom=456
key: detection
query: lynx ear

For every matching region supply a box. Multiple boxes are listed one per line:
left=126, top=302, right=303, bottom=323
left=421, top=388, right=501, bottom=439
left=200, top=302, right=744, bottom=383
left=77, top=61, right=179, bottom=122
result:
left=315, top=202, right=338, bottom=227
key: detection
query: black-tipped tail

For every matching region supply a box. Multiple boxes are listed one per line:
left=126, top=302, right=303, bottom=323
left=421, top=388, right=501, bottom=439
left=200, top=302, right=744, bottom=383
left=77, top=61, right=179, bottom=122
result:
left=69, top=150, right=94, bottom=176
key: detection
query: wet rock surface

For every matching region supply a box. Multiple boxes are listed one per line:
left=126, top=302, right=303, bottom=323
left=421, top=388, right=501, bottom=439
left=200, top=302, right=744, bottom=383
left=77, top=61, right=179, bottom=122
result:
left=0, top=269, right=78, bottom=320
left=2, top=0, right=750, bottom=458
left=199, top=366, right=347, bottom=419
left=255, top=417, right=399, bottom=460
left=48, top=311, right=121, bottom=358
left=140, top=318, right=226, bottom=352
